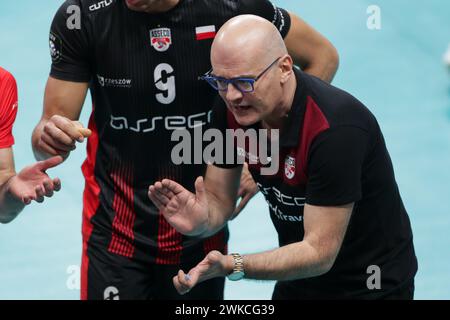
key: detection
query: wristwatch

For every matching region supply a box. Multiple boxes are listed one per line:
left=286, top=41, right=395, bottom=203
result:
left=227, top=253, right=245, bottom=281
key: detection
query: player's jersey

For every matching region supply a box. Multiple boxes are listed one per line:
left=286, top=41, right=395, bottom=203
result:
left=49, top=0, right=291, bottom=264
left=0, top=67, right=18, bottom=149
left=212, top=68, right=418, bottom=298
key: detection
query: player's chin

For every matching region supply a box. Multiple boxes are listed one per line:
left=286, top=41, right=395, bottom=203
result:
left=232, top=111, right=259, bottom=127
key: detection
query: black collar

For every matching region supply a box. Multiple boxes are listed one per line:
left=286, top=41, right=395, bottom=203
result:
left=279, top=67, right=307, bottom=148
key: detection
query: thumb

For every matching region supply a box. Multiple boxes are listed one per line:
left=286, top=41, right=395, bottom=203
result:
left=194, top=176, right=207, bottom=204
left=36, top=156, right=64, bottom=172
left=73, top=121, right=92, bottom=139
left=78, top=127, right=92, bottom=138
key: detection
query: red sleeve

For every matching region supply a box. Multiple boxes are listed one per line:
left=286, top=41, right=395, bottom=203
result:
left=0, top=67, right=18, bottom=149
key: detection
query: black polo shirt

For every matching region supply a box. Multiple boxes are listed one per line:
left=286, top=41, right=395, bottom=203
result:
left=211, top=68, right=418, bottom=299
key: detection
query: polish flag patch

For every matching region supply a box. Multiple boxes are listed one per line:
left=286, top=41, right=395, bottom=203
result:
left=196, top=25, right=216, bottom=40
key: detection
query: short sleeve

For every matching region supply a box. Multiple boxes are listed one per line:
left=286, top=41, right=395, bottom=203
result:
left=306, top=126, right=370, bottom=206
left=49, top=0, right=92, bottom=82
left=239, top=0, right=291, bottom=38
left=0, top=70, right=18, bottom=149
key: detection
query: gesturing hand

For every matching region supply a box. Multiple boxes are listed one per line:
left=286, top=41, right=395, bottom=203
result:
left=38, top=115, right=91, bottom=159
left=8, top=156, right=63, bottom=204
left=148, top=176, right=210, bottom=236
left=172, top=250, right=230, bottom=295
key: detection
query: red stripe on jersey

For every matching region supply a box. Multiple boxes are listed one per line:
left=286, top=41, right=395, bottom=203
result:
left=155, top=165, right=183, bottom=265
left=196, top=32, right=216, bottom=40
left=108, top=162, right=136, bottom=258
left=0, top=67, right=18, bottom=149
left=203, top=230, right=227, bottom=255
left=298, top=96, right=330, bottom=178
left=80, top=105, right=101, bottom=300
left=156, top=213, right=182, bottom=264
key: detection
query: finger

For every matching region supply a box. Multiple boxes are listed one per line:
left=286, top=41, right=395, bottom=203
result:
left=42, top=180, right=54, bottom=197
left=151, top=182, right=170, bottom=204
left=162, top=186, right=175, bottom=199
left=38, top=136, right=71, bottom=156
left=176, top=270, right=192, bottom=295
left=36, top=156, right=64, bottom=172
left=52, top=116, right=86, bottom=143
left=153, top=181, right=164, bottom=193
left=35, top=185, right=45, bottom=197
left=194, top=176, right=206, bottom=203
left=148, top=186, right=164, bottom=209
left=154, top=182, right=175, bottom=200
left=173, top=272, right=190, bottom=295
left=185, top=268, right=202, bottom=285
left=177, top=269, right=189, bottom=287
left=78, top=128, right=92, bottom=139
left=44, top=121, right=78, bottom=146
left=152, top=188, right=171, bottom=206
left=173, top=275, right=186, bottom=295
left=41, top=133, right=76, bottom=152
left=53, top=178, right=62, bottom=192
left=34, top=186, right=45, bottom=203
left=161, top=179, right=187, bottom=195
left=23, top=196, right=32, bottom=205
left=73, top=121, right=92, bottom=139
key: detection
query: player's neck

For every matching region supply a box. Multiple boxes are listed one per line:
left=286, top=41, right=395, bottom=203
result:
left=261, top=76, right=297, bottom=131
left=127, top=0, right=181, bottom=14
left=148, top=0, right=180, bottom=13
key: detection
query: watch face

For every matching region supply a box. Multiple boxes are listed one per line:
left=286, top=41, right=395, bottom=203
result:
left=227, top=271, right=244, bottom=281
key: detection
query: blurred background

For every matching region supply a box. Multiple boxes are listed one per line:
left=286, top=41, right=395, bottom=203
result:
left=0, top=0, right=449, bottom=299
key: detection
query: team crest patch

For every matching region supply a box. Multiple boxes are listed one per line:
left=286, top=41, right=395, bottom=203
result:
left=150, top=28, right=172, bottom=52
left=284, top=155, right=296, bottom=180
left=49, top=32, right=62, bottom=62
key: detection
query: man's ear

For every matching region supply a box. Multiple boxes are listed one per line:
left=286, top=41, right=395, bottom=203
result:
left=279, top=54, right=294, bottom=84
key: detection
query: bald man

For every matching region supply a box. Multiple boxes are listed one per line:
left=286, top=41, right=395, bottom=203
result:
left=149, top=15, right=418, bottom=299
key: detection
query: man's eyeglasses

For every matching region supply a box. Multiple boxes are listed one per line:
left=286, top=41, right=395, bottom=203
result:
left=199, top=57, right=281, bottom=93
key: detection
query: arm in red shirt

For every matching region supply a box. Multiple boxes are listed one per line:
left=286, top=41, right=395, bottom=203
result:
left=0, top=68, right=63, bottom=223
